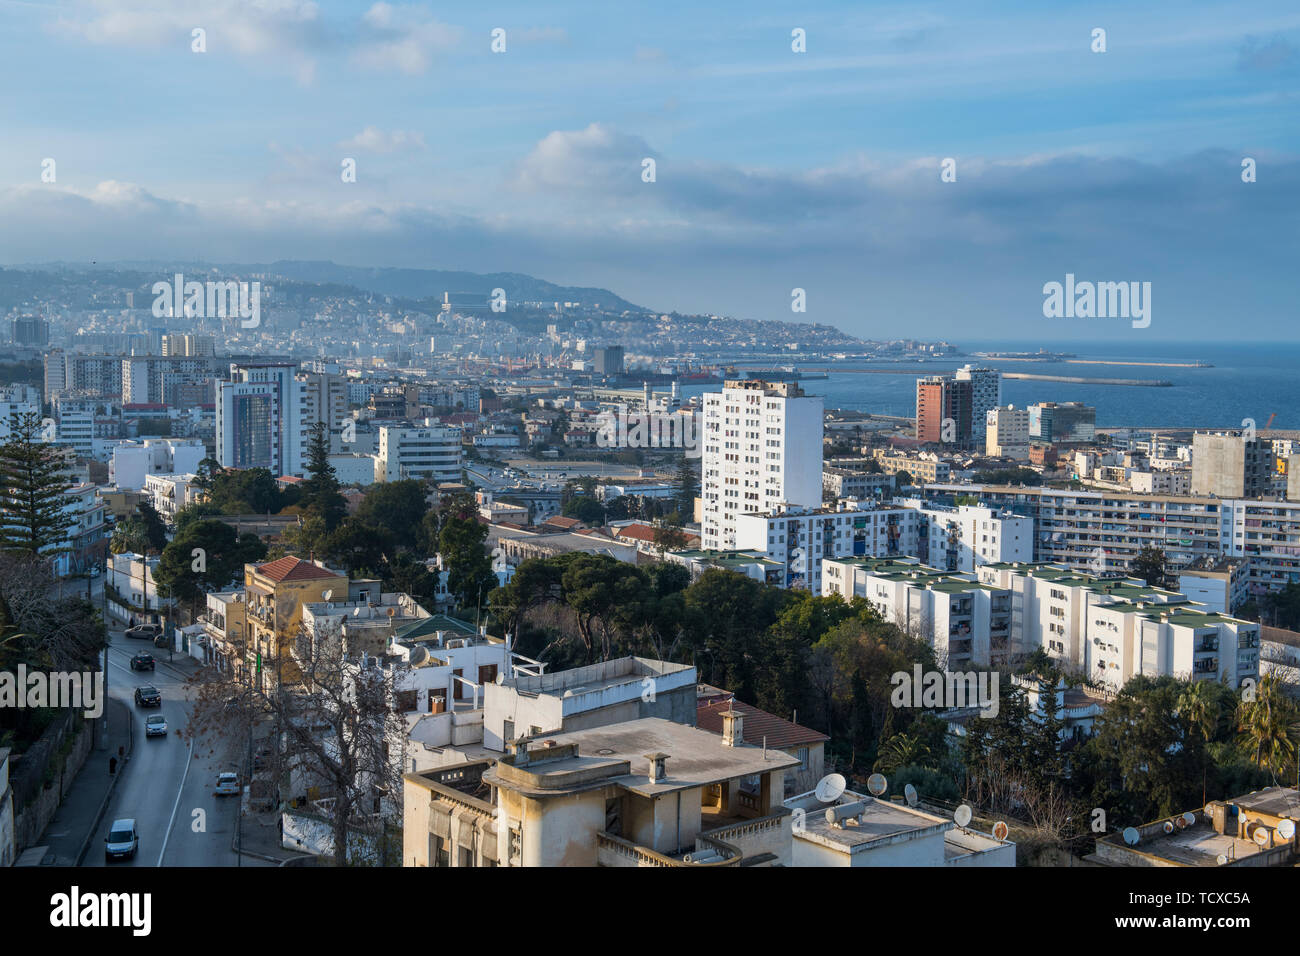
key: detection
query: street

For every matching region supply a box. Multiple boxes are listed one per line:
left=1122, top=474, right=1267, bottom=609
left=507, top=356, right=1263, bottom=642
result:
left=80, top=621, right=271, bottom=867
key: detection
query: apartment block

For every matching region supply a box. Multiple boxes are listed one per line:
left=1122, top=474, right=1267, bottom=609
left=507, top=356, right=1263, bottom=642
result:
left=900, top=500, right=1033, bottom=572
left=375, top=423, right=462, bottom=483
left=915, top=374, right=972, bottom=447
left=822, top=466, right=895, bottom=499
left=1192, top=432, right=1271, bottom=498
left=985, top=404, right=1030, bottom=459
left=734, top=501, right=921, bottom=591
left=701, top=380, right=823, bottom=550
left=955, top=365, right=1001, bottom=437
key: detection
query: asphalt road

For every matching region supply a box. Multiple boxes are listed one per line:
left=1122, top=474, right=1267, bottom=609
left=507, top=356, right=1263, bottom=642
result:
left=83, top=625, right=270, bottom=868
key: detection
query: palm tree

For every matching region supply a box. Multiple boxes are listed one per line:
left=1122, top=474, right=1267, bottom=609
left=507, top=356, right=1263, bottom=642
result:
left=1178, top=679, right=1219, bottom=804
left=873, top=733, right=931, bottom=774
left=1236, top=675, right=1298, bottom=778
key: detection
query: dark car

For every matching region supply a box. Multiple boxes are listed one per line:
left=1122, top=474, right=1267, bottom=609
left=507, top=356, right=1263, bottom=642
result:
left=125, top=623, right=161, bottom=640
left=130, top=652, right=155, bottom=671
left=134, top=685, right=161, bottom=707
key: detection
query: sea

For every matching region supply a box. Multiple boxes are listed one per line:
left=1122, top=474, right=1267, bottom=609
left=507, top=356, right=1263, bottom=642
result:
left=681, top=340, right=1300, bottom=431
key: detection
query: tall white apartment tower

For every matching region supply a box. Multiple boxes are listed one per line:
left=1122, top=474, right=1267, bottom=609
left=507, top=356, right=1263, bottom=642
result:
left=701, top=379, right=823, bottom=551
left=955, top=365, right=1001, bottom=445
left=215, top=362, right=307, bottom=476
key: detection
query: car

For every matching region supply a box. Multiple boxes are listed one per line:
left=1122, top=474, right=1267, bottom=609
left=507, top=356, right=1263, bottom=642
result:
left=214, top=772, right=240, bottom=796
left=104, top=818, right=138, bottom=861
left=129, top=652, right=155, bottom=671
left=133, top=685, right=161, bottom=707
left=145, top=713, right=167, bottom=737
left=125, top=623, right=161, bottom=640
left=152, top=634, right=170, bottom=650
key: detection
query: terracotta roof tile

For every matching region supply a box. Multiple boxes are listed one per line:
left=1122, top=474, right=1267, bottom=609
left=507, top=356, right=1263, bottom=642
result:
left=255, top=555, right=342, bottom=583
left=696, top=699, right=829, bottom=750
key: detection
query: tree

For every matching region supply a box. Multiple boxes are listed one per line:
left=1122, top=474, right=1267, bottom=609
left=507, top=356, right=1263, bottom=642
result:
left=135, top=500, right=169, bottom=551
left=652, top=523, right=688, bottom=555
left=1131, top=546, right=1168, bottom=588
left=155, top=519, right=267, bottom=609
left=324, top=518, right=393, bottom=577
left=298, top=423, right=347, bottom=532
left=187, top=625, right=407, bottom=866
left=894, top=469, right=914, bottom=488
left=439, top=514, right=495, bottom=614
left=1236, top=675, right=1299, bottom=779
left=356, top=480, right=428, bottom=549
left=175, top=500, right=223, bottom=532
left=561, top=495, right=604, bottom=525
left=0, top=411, right=74, bottom=558
left=206, top=467, right=282, bottom=515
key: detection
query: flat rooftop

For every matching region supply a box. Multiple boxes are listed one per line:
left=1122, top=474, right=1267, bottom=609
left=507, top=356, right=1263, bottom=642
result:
left=785, top=790, right=950, bottom=851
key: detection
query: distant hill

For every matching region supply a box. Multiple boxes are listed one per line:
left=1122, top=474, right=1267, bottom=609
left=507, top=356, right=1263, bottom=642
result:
left=21, top=259, right=648, bottom=313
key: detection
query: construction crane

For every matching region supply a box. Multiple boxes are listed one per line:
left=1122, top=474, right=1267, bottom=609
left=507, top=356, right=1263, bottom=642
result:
left=1265, top=412, right=1277, bottom=430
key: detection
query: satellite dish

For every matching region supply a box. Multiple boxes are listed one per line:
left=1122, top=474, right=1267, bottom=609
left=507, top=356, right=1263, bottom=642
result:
left=1183, top=811, right=1197, bottom=827
left=352, top=607, right=361, bottom=616
left=1122, top=827, right=1140, bottom=846
left=1175, top=816, right=1188, bottom=830
left=866, top=773, right=888, bottom=797
left=1252, top=827, right=1271, bottom=847
left=1277, top=819, right=1296, bottom=841
left=1215, top=854, right=1229, bottom=866
left=1163, top=821, right=1175, bottom=834
left=322, top=590, right=333, bottom=601
left=904, top=784, right=918, bottom=807
left=954, top=805, right=972, bottom=828
left=814, top=773, right=847, bottom=803
left=992, top=821, right=1009, bottom=841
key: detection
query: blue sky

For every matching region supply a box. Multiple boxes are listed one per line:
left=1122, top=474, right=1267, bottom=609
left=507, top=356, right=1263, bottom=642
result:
left=1, top=0, right=1297, bottom=342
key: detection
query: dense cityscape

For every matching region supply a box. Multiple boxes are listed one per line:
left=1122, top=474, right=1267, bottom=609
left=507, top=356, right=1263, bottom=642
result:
left=1, top=0, right=1296, bottom=938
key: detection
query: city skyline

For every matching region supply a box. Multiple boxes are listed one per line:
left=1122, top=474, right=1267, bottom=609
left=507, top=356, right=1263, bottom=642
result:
left=1, top=1, right=1297, bottom=340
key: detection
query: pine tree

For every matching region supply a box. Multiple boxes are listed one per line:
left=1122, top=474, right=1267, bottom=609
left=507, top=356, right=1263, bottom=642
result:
left=0, top=411, right=75, bottom=557
left=298, top=423, right=347, bottom=532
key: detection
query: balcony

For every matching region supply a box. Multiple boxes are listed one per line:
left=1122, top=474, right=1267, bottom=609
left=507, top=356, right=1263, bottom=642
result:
left=596, top=832, right=741, bottom=867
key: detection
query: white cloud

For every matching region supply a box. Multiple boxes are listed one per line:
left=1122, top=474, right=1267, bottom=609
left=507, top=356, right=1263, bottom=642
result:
left=352, top=3, right=460, bottom=75
left=337, top=127, right=427, bottom=154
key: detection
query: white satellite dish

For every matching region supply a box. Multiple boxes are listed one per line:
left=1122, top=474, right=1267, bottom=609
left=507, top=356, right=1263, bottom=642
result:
left=1277, top=819, right=1296, bottom=841
left=954, top=805, right=972, bottom=828
left=814, top=773, right=847, bottom=803
left=322, top=589, right=333, bottom=601
left=904, top=783, right=918, bottom=807
left=1252, top=826, right=1271, bottom=847
left=1183, top=811, right=1197, bottom=827
left=992, top=821, right=1009, bottom=841
left=1215, top=854, right=1229, bottom=866
left=1122, top=827, right=1140, bottom=846
left=866, top=773, right=888, bottom=797
left=1163, top=821, right=1175, bottom=834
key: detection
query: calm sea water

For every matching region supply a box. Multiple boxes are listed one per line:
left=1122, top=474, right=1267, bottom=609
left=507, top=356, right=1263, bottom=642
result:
left=691, top=341, right=1300, bottom=430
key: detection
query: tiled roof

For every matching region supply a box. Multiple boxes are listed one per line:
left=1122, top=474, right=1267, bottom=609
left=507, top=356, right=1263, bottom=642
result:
left=255, top=555, right=342, bottom=583
left=696, top=699, right=829, bottom=750
left=543, top=516, right=582, bottom=530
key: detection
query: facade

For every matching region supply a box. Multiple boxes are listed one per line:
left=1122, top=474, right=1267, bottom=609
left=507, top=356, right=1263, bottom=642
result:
left=915, top=374, right=972, bottom=447
left=955, top=365, right=1001, bottom=440
left=108, top=438, right=205, bottom=491
left=1192, top=432, right=1270, bottom=499
left=901, top=500, right=1034, bottom=573
left=822, top=467, right=895, bottom=499
left=143, top=472, right=198, bottom=520
left=216, top=363, right=306, bottom=476
left=985, top=404, right=1031, bottom=459
left=1028, top=402, right=1096, bottom=444
left=593, top=346, right=625, bottom=376
left=873, top=452, right=951, bottom=484
left=701, top=380, right=823, bottom=550
left=242, top=556, right=350, bottom=690
left=375, top=424, right=462, bottom=483
left=734, top=502, right=921, bottom=591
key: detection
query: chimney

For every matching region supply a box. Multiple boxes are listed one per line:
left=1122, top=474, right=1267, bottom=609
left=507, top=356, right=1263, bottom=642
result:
left=645, top=752, right=669, bottom=784
left=721, top=707, right=744, bottom=747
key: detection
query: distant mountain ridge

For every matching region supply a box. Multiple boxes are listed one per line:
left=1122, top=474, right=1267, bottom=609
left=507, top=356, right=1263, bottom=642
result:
left=17, top=259, right=648, bottom=313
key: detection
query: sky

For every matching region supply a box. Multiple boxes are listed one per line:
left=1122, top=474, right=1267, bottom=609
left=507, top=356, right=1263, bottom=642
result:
left=0, top=0, right=1297, bottom=342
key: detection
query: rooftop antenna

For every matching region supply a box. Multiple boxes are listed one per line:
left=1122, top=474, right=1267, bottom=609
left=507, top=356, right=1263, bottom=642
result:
left=992, top=821, right=1009, bottom=841
left=954, top=805, right=973, bottom=829
left=1122, top=827, right=1140, bottom=846
left=904, top=784, right=918, bottom=807
left=866, top=773, right=888, bottom=797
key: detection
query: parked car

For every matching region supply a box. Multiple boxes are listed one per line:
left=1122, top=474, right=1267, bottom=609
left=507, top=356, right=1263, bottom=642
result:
left=133, top=685, right=161, bottom=707
left=125, top=624, right=161, bottom=640
left=129, top=652, right=155, bottom=671
left=214, top=772, right=240, bottom=796
left=145, top=714, right=167, bottom=737
left=152, top=634, right=170, bottom=650
left=104, top=818, right=138, bottom=861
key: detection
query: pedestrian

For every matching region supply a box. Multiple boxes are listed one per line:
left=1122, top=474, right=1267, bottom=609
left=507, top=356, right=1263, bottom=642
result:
left=108, top=756, right=117, bottom=775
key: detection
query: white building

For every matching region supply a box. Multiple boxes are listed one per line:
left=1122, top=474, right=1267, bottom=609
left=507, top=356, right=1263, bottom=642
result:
left=105, top=550, right=174, bottom=623
left=109, top=438, right=206, bottom=491
left=0, top=390, right=40, bottom=441
left=54, top=407, right=95, bottom=458
left=329, top=453, right=378, bottom=486
left=901, top=500, right=1034, bottom=573
left=734, top=501, right=921, bottom=591
left=215, top=362, right=306, bottom=476
left=702, top=380, right=823, bottom=550
left=985, top=405, right=1030, bottom=460
left=143, top=473, right=198, bottom=520
left=375, top=423, right=462, bottom=483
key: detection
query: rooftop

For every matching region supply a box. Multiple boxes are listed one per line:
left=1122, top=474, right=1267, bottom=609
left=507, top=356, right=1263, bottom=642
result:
left=254, top=555, right=346, bottom=584
left=696, top=699, right=828, bottom=750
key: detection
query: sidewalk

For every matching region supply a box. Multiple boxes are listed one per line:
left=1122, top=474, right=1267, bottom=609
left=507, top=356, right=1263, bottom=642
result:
left=36, top=698, right=133, bottom=866
left=233, top=808, right=311, bottom=865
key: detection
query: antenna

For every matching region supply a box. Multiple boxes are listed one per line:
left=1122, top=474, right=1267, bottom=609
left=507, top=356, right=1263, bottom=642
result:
left=1122, top=827, right=1140, bottom=846
left=992, top=821, right=1009, bottom=841
left=866, top=773, right=888, bottom=797
left=904, top=784, right=918, bottom=807
left=954, top=805, right=972, bottom=828
left=814, top=773, right=847, bottom=803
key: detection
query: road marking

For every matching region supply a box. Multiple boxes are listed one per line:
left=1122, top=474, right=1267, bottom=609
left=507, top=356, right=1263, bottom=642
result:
left=157, top=736, right=195, bottom=866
